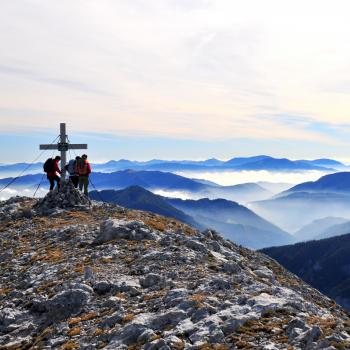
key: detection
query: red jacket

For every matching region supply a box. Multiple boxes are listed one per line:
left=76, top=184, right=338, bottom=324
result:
left=47, top=160, right=61, bottom=177
left=78, top=160, right=91, bottom=176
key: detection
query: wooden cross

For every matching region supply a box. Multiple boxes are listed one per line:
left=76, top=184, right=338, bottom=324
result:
left=39, top=123, right=88, bottom=181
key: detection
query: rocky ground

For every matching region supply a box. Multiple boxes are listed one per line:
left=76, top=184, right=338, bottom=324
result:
left=1, top=187, right=350, bottom=349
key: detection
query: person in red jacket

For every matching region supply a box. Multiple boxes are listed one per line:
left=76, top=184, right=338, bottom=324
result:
left=77, top=154, right=91, bottom=196
left=45, top=156, right=62, bottom=190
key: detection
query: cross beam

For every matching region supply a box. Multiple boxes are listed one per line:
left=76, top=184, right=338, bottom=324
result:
left=39, top=123, right=88, bottom=182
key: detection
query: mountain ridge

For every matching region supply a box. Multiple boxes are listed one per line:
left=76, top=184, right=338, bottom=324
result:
left=91, top=186, right=292, bottom=249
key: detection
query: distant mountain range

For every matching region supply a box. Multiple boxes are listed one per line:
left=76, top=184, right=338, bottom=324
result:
left=90, top=185, right=293, bottom=249
left=0, top=169, right=274, bottom=204
left=261, top=233, right=350, bottom=311
left=91, top=156, right=343, bottom=172
left=0, top=155, right=345, bottom=178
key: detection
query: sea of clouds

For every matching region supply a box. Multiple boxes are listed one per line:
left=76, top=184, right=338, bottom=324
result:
left=0, top=187, right=47, bottom=201
left=175, top=170, right=333, bottom=187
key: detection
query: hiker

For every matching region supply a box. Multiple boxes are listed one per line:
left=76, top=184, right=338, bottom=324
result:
left=77, top=154, right=91, bottom=196
left=65, top=156, right=80, bottom=188
left=44, top=156, right=61, bottom=191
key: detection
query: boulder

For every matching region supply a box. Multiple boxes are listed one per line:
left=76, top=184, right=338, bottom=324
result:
left=150, top=310, right=187, bottom=331
left=94, top=219, right=158, bottom=244
left=94, top=281, right=113, bottom=295
left=108, top=323, right=149, bottom=346
left=140, top=274, right=165, bottom=289
left=45, top=288, right=91, bottom=320
left=185, top=239, right=208, bottom=254
left=222, top=262, right=241, bottom=274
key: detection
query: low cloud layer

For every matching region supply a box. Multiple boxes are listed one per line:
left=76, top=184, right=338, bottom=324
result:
left=0, top=187, right=47, bottom=201
left=176, top=170, right=332, bottom=188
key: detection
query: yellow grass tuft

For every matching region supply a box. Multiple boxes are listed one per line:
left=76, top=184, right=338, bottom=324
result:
left=123, top=313, right=134, bottom=323
left=68, top=327, right=81, bottom=337
left=68, top=312, right=98, bottom=326
left=92, top=328, right=104, bottom=337
left=189, top=294, right=206, bottom=303
left=0, top=288, right=13, bottom=296
left=115, top=292, right=127, bottom=300
left=60, top=340, right=79, bottom=350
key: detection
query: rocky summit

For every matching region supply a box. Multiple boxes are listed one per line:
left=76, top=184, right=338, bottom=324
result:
left=33, top=182, right=91, bottom=215
left=1, top=188, right=350, bottom=349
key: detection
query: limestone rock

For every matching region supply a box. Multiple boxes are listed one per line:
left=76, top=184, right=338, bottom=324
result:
left=44, top=288, right=91, bottom=320
left=94, top=219, right=158, bottom=244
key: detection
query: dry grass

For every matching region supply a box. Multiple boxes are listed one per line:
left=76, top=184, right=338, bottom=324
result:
left=122, top=313, right=135, bottom=323
left=127, top=344, right=143, bottom=350
left=189, top=294, right=206, bottom=303
left=171, top=341, right=185, bottom=350
left=68, top=312, right=98, bottom=327
left=330, top=340, right=350, bottom=349
left=36, top=280, right=62, bottom=293
left=198, top=344, right=230, bottom=350
left=73, top=263, right=85, bottom=274
left=307, top=316, right=338, bottom=336
left=68, top=327, right=81, bottom=337
left=32, top=247, right=64, bottom=263
left=115, top=292, right=127, bottom=300
left=29, top=327, right=54, bottom=348
left=143, top=290, right=165, bottom=301
left=120, top=255, right=135, bottom=264
left=92, top=328, right=104, bottom=337
left=0, top=287, right=13, bottom=296
left=149, top=334, right=161, bottom=341
left=228, top=310, right=293, bottom=347
left=145, top=218, right=166, bottom=231
left=60, top=341, right=79, bottom=350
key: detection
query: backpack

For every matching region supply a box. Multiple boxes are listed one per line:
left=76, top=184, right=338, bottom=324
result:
left=66, top=160, right=76, bottom=175
left=43, top=158, right=55, bottom=173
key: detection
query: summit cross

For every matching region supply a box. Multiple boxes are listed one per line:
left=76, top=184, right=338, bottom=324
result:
left=39, top=123, right=88, bottom=181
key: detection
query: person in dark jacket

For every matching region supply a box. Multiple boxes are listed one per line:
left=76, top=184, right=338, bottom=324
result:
left=77, top=154, right=91, bottom=196
left=65, top=156, right=80, bottom=188
left=46, top=156, right=61, bottom=190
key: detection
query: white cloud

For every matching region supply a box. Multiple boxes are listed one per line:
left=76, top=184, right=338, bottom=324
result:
left=152, top=189, right=194, bottom=200
left=1, top=0, right=350, bottom=145
left=176, top=170, right=333, bottom=187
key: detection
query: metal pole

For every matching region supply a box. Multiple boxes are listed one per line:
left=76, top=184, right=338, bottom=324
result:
left=60, top=123, right=67, bottom=182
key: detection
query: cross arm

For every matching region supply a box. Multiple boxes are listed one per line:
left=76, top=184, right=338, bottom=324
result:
left=40, top=144, right=58, bottom=150
left=69, top=144, right=88, bottom=150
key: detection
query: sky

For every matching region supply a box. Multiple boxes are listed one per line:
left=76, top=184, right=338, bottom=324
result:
left=1, top=0, right=350, bottom=163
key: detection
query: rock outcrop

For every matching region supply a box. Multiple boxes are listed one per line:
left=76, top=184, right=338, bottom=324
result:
left=0, top=196, right=350, bottom=349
